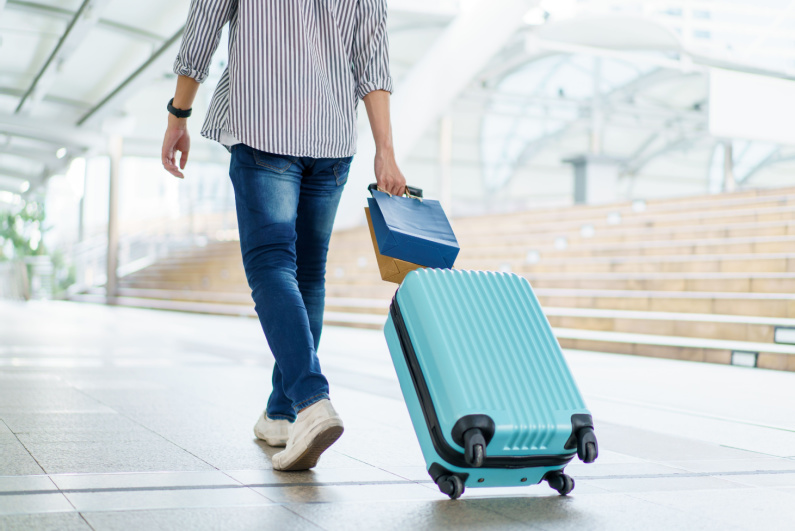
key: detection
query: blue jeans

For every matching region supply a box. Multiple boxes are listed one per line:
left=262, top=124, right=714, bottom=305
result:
left=229, top=143, right=351, bottom=421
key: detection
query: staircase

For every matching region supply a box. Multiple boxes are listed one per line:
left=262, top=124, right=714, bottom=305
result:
left=72, top=186, right=795, bottom=371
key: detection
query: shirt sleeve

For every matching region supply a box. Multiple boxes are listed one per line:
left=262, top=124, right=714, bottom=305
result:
left=173, top=0, right=236, bottom=84
left=353, top=0, right=393, bottom=100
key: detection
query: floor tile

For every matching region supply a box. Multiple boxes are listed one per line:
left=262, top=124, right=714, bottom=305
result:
left=16, top=427, right=166, bottom=444
left=630, top=486, right=795, bottom=529
left=0, top=412, right=141, bottom=434
left=251, top=482, right=442, bottom=504
left=0, top=442, right=46, bottom=476
left=585, top=474, right=746, bottom=493
left=0, top=492, right=74, bottom=516
left=287, top=498, right=541, bottom=531
left=22, top=440, right=214, bottom=474
left=724, top=470, right=795, bottom=488
left=81, top=506, right=321, bottom=531
left=0, top=512, right=91, bottom=530
left=168, top=441, right=280, bottom=470
left=460, top=481, right=610, bottom=498
left=662, top=457, right=795, bottom=474
left=592, top=423, right=764, bottom=462
left=0, top=389, right=113, bottom=412
left=566, top=460, right=690, bottom=478
left=462, top=492, right=747, bottom=531
left=0, top=475, right=58, bottom=493
left=376, top=466, right=430, bottom=482
left=50, top=470, right=240, bottom=490
left=225, top=466, right=406, bottom=486
left=62, top=485, right=272, bottom=512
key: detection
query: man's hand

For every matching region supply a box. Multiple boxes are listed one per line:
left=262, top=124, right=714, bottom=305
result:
left=374, top=148, right=406, bottom=196
left=162, top=114, right=190, bottom=179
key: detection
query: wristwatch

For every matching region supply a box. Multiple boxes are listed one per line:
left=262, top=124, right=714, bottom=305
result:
left=167, top=98, right=192, bottom=118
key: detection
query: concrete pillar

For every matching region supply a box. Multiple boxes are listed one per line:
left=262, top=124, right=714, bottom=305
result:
left=77, top=159, right=87, bottom=242
left=723, top=140, right=736, bottom=193
left=439, top=114, right=453, bottom=215
left=590, top=57, right=604, bottom=156
left=106, top=134, right=122, bottom=304
left=77, top=196, right=85, bottom=243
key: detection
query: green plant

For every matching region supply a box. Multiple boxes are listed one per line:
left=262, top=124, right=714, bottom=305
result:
left=0, top=199, right=47, bottom=261
left=49, top=248, right=76, bottom=298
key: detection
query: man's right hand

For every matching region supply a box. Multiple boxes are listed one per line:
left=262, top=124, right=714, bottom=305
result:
left=374, top=148, right=406, bottom=196
left=162, top=114, right=190, bottom=179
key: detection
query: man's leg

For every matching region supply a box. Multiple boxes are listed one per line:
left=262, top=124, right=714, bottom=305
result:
left=229, top=145, right=329, bottom=421
left=266, top=154, right=351, bottom=471
left=295, top=156, right=352, bottom=351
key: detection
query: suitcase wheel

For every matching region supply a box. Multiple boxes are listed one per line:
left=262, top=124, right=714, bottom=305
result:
left=463, top=429, right=487, bottom=468
left=470, top=443, right=484, bottom=468
left=437, top=474, right=465, bottom=500
left=577, top=427, right=599, bottom=464
left=545, top=471, right=575, bottom=496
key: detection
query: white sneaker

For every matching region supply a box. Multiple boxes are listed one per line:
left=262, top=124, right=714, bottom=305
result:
left=271, top=399, right=344, bottom=471
left=253, top=412, right=292, bottom=447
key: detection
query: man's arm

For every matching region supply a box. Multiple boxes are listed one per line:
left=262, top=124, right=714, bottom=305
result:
left=363, top=90, right=406, bottom=196
left=354, top=0, right=405, bottom=195
left=162, top=0, right=235, bottom=178
left=162, top=76, right=199, bottom=179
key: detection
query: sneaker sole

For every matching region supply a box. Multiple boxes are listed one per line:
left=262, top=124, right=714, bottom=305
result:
left=276, top=423, right=344, bottom=471
left=253, top=426, right=288, bottom=447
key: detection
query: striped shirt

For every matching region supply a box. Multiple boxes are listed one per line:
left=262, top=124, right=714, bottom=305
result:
left=174, top=0, right=393, bottom=158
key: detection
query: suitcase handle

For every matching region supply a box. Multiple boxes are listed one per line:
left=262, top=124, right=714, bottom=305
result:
left=368, top=182, right=424, bottom=199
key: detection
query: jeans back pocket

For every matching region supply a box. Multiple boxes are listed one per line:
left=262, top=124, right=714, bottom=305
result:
left=252, top=148, right=298, bottom=174
left=333, top=156, right=354, bottom=186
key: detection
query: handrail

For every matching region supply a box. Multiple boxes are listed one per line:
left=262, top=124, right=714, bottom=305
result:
left=68, top=212, right=238, bottom=295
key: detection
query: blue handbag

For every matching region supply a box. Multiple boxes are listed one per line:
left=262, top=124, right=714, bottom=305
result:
left=367, top=184, right=459, bottom=269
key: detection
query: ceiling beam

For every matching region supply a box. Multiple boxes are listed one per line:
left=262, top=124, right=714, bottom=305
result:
left=0, top=86, right=90, bottom=109
left=0, top=112, right=104, bottom=150
left=623, top=134, right=709, bottom=176
left=15, top=0, right=114, bottom=115
left=0, top=145, right=63, bottom=168
left=77, top=26, right=184, bottom=127
left=0, top=165, right=41, bottom=182
left=6, top=1, right=165, bottom=45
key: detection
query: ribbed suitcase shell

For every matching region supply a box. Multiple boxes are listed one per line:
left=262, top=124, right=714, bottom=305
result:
left=384, top=268, right=591, bottom=489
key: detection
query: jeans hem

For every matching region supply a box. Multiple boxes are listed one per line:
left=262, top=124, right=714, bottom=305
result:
left=294, top=392, right=329, bottom=413
left=266, top=412, right=296, bottom=422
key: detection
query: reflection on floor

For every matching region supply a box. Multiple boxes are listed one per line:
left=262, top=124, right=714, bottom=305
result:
left=1, top=300, right=794, bottom=530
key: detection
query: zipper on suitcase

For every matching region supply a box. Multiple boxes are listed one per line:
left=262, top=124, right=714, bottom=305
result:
left=389, top=295, right=576, bottom=469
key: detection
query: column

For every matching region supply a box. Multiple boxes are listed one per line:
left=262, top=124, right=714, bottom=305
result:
left=106, top=134, right=122, bottom=304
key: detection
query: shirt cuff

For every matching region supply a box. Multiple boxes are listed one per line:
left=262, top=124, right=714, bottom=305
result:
left=357, top=77, right=394, bottom=100
left=173, top=57, right=209, bottom=84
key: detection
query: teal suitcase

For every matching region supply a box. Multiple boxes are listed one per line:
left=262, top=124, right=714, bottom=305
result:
left=384, top=268, right=598, bottom=499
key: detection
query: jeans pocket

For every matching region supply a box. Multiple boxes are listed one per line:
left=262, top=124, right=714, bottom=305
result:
left=333, top=156, right=353, bottom=186
left=252, top=149, right=297, bottom=173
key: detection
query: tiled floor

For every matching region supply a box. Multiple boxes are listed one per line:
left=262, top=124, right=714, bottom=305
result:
left=1, top=300, right=794, bottom=530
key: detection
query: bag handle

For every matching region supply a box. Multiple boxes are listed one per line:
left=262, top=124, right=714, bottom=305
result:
left=368, top=183, right=424, bottom=199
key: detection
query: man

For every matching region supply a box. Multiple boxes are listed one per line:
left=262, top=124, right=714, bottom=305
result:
left=161, top=0, right=405, bottom=471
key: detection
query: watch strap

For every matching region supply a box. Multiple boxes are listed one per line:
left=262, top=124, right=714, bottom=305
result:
left=167, top=98, right=192, bottom=118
